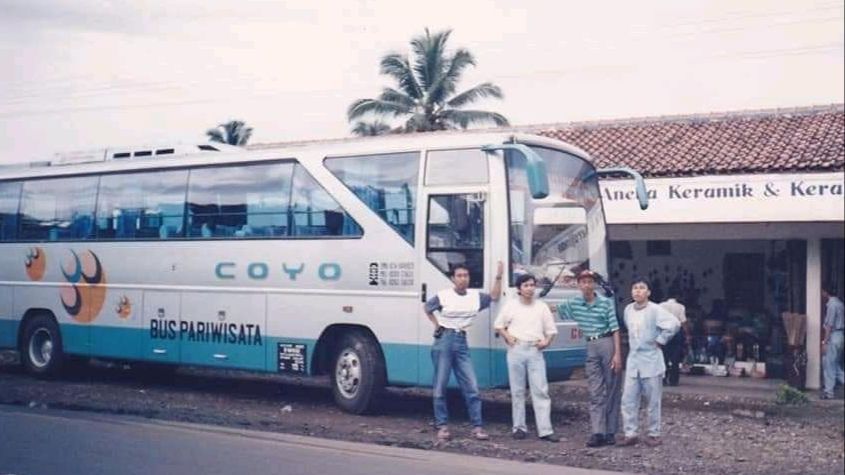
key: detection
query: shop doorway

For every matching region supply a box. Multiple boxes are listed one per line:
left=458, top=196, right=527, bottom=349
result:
left=609, top=239, right=808, bottom=380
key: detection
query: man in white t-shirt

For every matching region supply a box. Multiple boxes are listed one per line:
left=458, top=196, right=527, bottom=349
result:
left=494, top=273, right=559, bottom=442
left=424, top=262, right=503, bottom=441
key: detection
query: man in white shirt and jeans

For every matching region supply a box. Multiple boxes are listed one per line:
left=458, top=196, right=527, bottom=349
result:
left=424, top=262, right=503, bottom=441
left=494, top=273, right=560, bottom=442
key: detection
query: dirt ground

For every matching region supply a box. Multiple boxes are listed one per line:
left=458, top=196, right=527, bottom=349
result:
left=0, top=352, right=842, bottom=475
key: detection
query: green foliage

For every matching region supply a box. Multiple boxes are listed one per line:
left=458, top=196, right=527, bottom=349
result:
left=348, top=28, right=509, bottom=136
left=206, top=120, right=253, bottom=146
left=775, top=384, right=809, bottom=405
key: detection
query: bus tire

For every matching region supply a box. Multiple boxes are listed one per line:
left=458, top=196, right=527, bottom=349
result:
left=20, top=314, right=64, bottom=377
left=330, top=331, right=385, bottom=414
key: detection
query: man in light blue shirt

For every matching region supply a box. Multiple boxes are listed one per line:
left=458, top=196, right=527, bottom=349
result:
left=821, top=284, right=845, bottom=399
left=618, top=278, right=679, bottom=447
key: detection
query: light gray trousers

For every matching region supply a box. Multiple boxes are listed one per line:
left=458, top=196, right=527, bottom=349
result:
left=507, top=342, right=554, bottom=437
left=584, top=336, right=622, bottom=435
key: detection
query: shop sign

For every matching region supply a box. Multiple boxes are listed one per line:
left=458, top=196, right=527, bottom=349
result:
left=600, top=172, right=844, bottom=224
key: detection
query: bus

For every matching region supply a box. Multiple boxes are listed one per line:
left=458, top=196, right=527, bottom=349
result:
left=0, top=132, right=647, bottom=414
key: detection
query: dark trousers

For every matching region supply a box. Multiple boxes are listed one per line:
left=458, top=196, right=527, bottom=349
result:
left=663, top=332, right=685, bottom=386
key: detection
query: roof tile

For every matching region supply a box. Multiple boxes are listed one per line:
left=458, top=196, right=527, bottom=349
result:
left=534, top=104, right=844, bottom=177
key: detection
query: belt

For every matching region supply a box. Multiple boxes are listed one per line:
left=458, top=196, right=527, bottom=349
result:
left=443, top=327, right=467, bottom=336
left=586, top=331, right=613, bottom=342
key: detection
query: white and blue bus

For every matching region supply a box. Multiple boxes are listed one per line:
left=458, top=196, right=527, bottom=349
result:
left=0, top=132, right=647, bottom=413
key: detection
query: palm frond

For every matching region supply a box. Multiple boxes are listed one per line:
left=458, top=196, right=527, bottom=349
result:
left=446, top=83, right=503, bottom=108
left=347, top=98, right=414, bottom=120
left=380, top=54, right=423, bottom=100
left=439, top=109, right=510, bottom=129
left=411, top=28, right=451, bottom=91
left=377, top=87, right=417, bottom=109
left=351, top=121, right=393, bottom=136
left=429, top=48, right=476, bottom=105
left=206, top=128, right=226, bottom=143
left=235, top=125, right=252, bottom=146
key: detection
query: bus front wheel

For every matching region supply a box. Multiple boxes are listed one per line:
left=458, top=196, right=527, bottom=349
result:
left=330, top=331, right=385, bottom=414
left=20, top=314, right=64, bottom=377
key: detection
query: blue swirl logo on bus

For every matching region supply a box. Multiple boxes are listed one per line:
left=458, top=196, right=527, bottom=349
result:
left=59, top=250, right=108, bottom=323
left=214, top=261, right=342, bottom=281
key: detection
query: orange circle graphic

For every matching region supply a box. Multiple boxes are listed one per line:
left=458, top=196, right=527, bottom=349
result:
left=25, top=247, right=46, bottom=281
left=60, top=250, right=108, bottom=324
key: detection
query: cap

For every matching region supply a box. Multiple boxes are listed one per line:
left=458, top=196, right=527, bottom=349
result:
left=576, top=269, right=598, bottom=281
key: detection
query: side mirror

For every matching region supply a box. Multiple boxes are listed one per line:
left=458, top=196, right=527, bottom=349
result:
left=596, top=166, right=649, bottom=210
left=482, top=143, right=549, bottom=199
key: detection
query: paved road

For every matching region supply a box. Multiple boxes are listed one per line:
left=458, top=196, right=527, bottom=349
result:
left=0, top=406, right=622, bottom=475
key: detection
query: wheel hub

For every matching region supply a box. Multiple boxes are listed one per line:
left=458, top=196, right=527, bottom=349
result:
left=28, top=328, right=53, bottom=369
left=335, top=349, right=361, bottom=398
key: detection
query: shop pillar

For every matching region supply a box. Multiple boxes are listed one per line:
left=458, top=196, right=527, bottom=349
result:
left=805, top=238, right=821, bottom=390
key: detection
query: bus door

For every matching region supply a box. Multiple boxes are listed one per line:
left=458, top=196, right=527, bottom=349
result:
left=141, top=291, right=181, bottom=364
left=179, top=291, right=266, bottom=371
left=415, top=148, right=498, bottom=388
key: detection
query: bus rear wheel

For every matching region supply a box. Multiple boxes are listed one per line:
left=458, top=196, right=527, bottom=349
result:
left=330, top=331, right=385, bottom=414
left=20, top=314, right=64, bottom=377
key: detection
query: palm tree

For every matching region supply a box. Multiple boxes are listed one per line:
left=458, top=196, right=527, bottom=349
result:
left=348, top=28, right=509, bottom=135
left=206, top=120, right=253, bottom=146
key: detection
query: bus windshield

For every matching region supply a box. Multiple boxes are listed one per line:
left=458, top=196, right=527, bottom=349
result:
left=506, top=146, right=607, bottom=293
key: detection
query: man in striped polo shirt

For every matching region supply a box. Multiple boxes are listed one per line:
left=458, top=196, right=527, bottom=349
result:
left=554, top=269, right=622, bottom=448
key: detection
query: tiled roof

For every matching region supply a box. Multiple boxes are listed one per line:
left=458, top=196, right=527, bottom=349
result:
left=533, top=104, right=844, bottom=177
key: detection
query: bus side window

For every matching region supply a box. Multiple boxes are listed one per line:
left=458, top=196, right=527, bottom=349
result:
left=289, top=164, right=362, bottom=237
left=97, top=169, right=188, bottom=240
left=20, top=176, right=98, bottom=241
left=184, top=161, right=361, bottom=239
left=426, top=194, right=485, bottom=288
left=325, top=152, right=418, bottom=244
left=187, top=163, right=293, bottom=239
left=0, top=181, right=22, bottom=241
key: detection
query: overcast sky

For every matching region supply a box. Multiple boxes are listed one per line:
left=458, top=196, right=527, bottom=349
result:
left=0, top=0, right=842, bottom=164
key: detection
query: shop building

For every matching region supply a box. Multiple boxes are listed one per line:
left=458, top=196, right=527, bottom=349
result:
left=538, top=104, right=844, bottom=389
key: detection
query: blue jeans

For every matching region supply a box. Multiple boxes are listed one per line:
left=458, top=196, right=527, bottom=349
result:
left=823, top=331, right=844, bottom=397
left=431, top=329, right=482, bottom=428
left=507, top=342, right=554, bottom=436
left=621, top=374, right=663, bottom=437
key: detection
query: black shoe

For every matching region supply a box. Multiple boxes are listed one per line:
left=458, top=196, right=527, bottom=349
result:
left=604, top=433, right=616, bottom=445
left=540, top=433, right=560, bottom=443
left=512, top=429, right=527, bottom=440
left=586, top=433, right=605, bottom=447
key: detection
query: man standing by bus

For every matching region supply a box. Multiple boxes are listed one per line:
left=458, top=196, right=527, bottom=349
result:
left=494, top=273, right=560, bottom=442
left=424, top=262, right=503, bottom=441
left=553, top=270, right=623, bottom=448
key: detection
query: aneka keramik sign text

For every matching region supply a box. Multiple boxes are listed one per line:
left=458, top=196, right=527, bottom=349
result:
left=600, top=172, right=844, bottom=224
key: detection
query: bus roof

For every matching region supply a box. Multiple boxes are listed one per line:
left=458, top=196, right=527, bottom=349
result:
left=0, top=131, right=593, bottom=181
